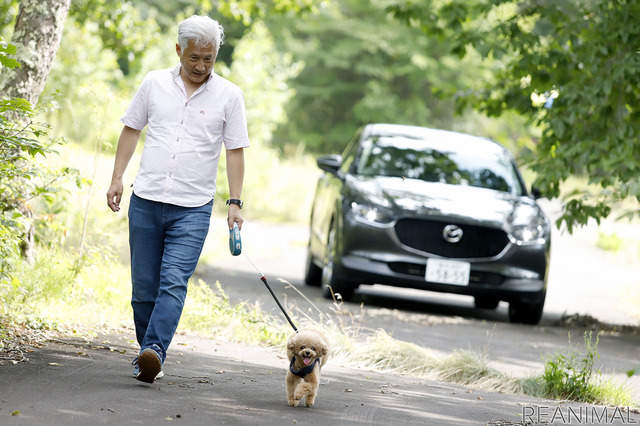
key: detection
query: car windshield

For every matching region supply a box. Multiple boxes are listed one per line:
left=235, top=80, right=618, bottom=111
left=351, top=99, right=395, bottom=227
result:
left=355, top=135, right=524, bottom=195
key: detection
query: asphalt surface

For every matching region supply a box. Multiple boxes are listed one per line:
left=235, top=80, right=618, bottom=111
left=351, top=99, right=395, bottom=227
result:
left=1, top=331, right=639, bottom=425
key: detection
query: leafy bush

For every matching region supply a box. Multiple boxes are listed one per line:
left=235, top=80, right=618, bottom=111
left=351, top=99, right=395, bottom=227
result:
left=539, top=331, right=634, bottom=405
left=0, top=90, right=80, bottom=265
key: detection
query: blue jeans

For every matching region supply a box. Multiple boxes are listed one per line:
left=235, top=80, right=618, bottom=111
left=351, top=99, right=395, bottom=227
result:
left=128, top=193, right=212, bottom=362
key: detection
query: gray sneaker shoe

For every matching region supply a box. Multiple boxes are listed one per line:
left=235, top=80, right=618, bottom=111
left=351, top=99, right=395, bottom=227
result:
left=133, top=348, right=163, bottom=383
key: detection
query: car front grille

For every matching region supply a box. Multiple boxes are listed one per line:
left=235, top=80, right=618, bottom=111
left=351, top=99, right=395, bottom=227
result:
left=394, top=218, right=510, bottom=259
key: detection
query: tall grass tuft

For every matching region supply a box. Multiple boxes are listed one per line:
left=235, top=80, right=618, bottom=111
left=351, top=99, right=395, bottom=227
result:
left=540, top=331, right=635, bottom=406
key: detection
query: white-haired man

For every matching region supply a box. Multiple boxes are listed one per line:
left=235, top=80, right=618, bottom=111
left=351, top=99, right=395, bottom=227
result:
left=106, top=15, right=249, bottom=383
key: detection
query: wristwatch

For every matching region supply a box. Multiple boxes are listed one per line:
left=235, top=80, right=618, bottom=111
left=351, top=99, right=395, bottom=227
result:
left=226, top=199, right=243, bottom=209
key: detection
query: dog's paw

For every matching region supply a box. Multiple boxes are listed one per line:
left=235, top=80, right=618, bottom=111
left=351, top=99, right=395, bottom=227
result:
left=305, top=394, right=316, bottom=407
left=288, top=399, right=300, bottom=407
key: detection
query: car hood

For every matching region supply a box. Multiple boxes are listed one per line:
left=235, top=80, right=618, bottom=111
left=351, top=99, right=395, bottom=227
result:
left=346, top=175, right=545, bottom=228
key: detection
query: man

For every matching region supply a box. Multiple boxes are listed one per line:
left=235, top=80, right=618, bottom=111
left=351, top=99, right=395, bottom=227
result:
left=106, top=15, right=249, bottom=383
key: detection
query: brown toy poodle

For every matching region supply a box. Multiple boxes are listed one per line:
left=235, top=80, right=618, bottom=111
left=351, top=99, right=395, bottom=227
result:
left=286, top=329, right=330, bottom=407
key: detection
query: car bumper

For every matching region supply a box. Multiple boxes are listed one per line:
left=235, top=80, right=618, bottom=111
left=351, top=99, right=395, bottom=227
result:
left=335, top=215, right=549, bottom=303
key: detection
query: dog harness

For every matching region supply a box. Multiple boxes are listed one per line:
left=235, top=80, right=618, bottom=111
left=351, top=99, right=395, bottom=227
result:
left=289, top=356, right=319, bottom=378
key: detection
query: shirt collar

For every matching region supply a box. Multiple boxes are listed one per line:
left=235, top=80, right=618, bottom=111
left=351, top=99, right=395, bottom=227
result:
left=171, top=64, right=215, bottom=90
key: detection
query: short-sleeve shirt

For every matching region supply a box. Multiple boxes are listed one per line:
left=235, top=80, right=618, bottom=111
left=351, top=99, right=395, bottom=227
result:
left=120, top=64, right=250, bottom=207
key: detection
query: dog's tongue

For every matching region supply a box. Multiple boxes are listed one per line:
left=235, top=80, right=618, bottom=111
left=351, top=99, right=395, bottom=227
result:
left=303, top=356, right=311, bottom=365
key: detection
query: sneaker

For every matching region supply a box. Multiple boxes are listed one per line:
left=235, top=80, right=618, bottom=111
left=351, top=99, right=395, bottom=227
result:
left=132, top=362, right=164, bottom=380
left=133, top=348, right=163, bottom=383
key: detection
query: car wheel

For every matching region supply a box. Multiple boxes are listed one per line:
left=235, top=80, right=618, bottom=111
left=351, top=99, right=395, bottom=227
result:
left=474, top=296, right=500, bottom=310
left=508, top=293, right=546, bottom=325
left=304, top=241, right=322, bottom=286
left=321, top=219, right=355, bottom=301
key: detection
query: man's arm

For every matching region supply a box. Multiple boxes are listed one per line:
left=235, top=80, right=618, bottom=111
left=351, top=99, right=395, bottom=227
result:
left=226, top=147, right=245, bottom=229
left=107, top=125, right=142, bottom=212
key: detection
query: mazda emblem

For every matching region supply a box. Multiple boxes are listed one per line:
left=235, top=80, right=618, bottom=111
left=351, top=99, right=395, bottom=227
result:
left=442, top=224, right=463, bottom=243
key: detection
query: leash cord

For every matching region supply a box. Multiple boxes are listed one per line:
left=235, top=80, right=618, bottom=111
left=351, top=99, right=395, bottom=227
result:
left=243, top=253, right=299, bottom=333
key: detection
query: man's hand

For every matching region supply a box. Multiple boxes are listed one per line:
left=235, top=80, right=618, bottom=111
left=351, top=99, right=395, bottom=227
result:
left=106, top=125, right=141, bottom=213
left=107, top=179, right=124, bottom=212
left=227, top=204, right=243, bottom=230
left=226, top=147, right=245, bottom=230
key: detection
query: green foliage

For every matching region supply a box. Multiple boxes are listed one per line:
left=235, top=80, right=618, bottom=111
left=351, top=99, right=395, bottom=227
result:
left=218, top=0, right=320, bottom=24
left=181, top=279, right=288, bottom=346
left=268, top=0, right=453, bottom=153
left=216, top=141, right=319, bottom=224
left=0, top=97, right=80, bottom=207
left=388, top=0, right=640, bottom=231
left=0, top=37, right=20, bottom=69
left=267, top=0, right=522, bottom=155
left=69, top=0, right=162, bottom=76
left=227, top=20, right=301, bottom=146
left=0, top=244, right=132, bottom=326
left=0, top=0, right=17, bottom=37
left=539, top=331, right=633, bottom=405
left=0, top=94, right=80, bottom=276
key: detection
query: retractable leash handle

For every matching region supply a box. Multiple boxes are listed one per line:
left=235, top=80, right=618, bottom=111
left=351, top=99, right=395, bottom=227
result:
left=229, top=222, right=242, bottom=256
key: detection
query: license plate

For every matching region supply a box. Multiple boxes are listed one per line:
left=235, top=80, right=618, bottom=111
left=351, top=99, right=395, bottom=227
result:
left=426, top=258, right=470, bottom=286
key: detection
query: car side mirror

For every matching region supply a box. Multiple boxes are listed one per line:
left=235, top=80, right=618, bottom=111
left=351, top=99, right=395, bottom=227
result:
left=531, top=186, right=542, bottom=200
left=317, top=154, right=344, bottom=179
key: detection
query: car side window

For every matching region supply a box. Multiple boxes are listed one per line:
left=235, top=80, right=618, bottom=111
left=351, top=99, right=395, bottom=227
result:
left=340, top=130, right=362, bottom=174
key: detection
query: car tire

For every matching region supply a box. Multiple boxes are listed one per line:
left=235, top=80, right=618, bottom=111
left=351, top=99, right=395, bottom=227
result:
left=321, top=219, right=355, bottom=301
left=304, top=241, right=322, bottom=286
left=508, top=293, right=546, bottom=325
left=474, top=296, right=500, bottom=310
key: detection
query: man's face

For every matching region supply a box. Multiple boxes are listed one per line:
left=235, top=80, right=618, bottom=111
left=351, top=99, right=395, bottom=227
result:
left=176, top=39, right=217, bottom=85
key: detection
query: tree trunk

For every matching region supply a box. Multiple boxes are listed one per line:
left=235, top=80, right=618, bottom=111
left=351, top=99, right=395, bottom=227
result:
left=1, top=0, right=71, bottom=262
left=1, top=0, right=71, bottom=105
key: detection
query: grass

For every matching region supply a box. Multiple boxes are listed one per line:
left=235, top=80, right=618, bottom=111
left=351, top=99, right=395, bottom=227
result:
left=1, top=143, right=638, bottom=409
left=541, top=332, right=637, bottom=407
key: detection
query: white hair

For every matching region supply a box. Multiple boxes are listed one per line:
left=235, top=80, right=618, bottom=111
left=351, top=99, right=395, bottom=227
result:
left=178, top=15, right=225, bottom=51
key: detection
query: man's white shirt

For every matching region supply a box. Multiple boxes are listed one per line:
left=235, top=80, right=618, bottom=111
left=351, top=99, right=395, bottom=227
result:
left=121, top=64, right=250, bottom=207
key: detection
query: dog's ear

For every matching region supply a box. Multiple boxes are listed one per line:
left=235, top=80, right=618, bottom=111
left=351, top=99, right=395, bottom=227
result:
left=319, top=342, right=329, bottom=357
left=287, top=334, right=298, bottom=351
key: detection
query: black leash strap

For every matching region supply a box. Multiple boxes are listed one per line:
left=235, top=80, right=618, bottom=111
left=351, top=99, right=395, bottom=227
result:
left=259, top=273, right=298, bottom=332
left=240, top=246, right=299, bottom=332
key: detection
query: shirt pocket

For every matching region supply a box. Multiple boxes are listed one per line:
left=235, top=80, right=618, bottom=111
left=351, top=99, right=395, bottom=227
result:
left=185, top=105, right=225, bottom=140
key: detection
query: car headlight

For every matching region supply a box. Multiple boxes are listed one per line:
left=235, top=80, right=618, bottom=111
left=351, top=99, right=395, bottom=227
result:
left=350, top=202, right=394, bottom=225
left=509, top=223, right=548, bottom=245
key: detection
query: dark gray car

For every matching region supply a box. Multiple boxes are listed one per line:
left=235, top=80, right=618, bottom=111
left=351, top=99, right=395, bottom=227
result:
left=305, top=123, right=551, bottom=324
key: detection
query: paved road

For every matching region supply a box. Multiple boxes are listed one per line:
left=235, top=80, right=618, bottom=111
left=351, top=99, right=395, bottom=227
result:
left=2, top=332, right=639, bottom=425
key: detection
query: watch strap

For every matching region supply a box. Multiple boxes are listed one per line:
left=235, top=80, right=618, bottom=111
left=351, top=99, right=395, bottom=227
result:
left=226, top=199, right=243, bottom=209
